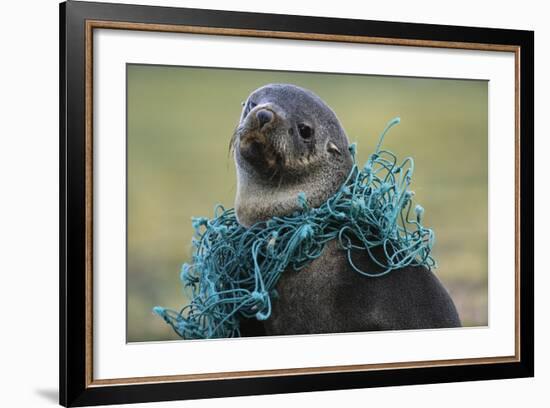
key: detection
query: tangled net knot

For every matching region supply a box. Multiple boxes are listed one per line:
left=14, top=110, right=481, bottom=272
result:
left=154, top=117, right=435, bottom=339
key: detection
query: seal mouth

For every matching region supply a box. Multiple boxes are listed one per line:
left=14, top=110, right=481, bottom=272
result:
left=235, top=129, right=284, bottom=175
left=231, top=105, right=285, bottom=175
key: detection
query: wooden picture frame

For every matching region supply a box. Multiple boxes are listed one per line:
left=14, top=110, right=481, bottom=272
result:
left=60, top=1, right=534, bottom=406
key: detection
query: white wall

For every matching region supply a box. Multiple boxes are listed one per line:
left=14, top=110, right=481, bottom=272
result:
left=0, top=0, right=546, bottom=407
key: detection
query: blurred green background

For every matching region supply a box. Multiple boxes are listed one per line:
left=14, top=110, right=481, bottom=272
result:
left=127, top=64, right=488, bottom=342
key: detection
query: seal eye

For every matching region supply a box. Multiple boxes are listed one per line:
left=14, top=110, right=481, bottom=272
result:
left=298, top=124, right=314, bottom=140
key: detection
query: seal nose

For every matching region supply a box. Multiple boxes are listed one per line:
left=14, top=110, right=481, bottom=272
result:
left=256, top=109, right=273, bottom=129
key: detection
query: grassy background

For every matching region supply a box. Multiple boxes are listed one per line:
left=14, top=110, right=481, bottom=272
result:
left=127, top=64, right=488, bottom=342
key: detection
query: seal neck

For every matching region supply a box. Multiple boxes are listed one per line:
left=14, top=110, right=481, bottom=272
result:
left=234, top=163, right=351, bottom=227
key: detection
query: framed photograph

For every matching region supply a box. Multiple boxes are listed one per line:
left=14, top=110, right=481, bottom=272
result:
left=60, top=1, right=534, bottom=406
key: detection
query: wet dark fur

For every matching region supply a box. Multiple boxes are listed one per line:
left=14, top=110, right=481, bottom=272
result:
left=233, top=84, right=461, bottom=337
left=241, top=242, right=460, bottom=336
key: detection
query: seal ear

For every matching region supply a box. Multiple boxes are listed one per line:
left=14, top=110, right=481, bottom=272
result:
left=327, top=141, right=342, bottom=156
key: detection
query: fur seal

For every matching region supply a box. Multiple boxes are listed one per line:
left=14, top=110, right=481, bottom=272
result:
left=231, top=83, right=461, bottom=336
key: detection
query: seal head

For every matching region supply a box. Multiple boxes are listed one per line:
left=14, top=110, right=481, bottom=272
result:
left=231, top=83, right=353, bottom=227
